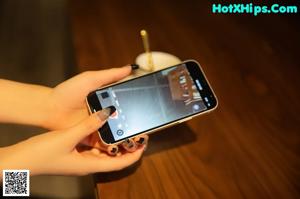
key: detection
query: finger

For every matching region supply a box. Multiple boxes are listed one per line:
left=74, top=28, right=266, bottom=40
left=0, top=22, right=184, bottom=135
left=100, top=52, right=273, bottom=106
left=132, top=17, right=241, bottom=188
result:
left=92, top=65, right=132, bottom=86
left=96, top=140, right=119, bottom=156
left=74, top=65, right=132, bottom=94
left=85, top=146, right=145, bottom=173
left=107, top=145, right=119, bottom=156
left=133, top=135, right=149, bottom=147
left=80, top=132, right=119, bottom=156
left=79, top=132, right=100, bottom=148
left=121, top=138, right=137, bottom=152
left=90, top=148, right=101, bottom=155
left=53, top=65, right=132, bottom=106
left=67, top=107, right=115, bottom=146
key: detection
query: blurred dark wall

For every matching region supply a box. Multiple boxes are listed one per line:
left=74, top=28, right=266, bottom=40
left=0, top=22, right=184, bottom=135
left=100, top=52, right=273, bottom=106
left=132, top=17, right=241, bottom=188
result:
left=0, top=0, right=76, bottom=149
left=0, top=0, right=76, bottom=86
left=0, top=1, right=94, bottom=198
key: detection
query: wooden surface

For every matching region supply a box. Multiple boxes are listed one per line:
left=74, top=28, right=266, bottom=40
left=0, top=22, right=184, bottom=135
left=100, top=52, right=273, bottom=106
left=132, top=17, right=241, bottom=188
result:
left=69, top=0, right=300, bottom=198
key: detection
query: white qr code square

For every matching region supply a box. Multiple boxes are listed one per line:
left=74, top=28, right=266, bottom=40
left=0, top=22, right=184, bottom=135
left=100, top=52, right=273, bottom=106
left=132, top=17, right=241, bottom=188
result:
left=2, top=170, right=30, bottom=197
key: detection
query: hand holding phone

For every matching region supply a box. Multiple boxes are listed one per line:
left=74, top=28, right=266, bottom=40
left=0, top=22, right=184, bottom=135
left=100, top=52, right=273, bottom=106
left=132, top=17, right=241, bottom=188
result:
left=42, top=64, right=148, bottom=155
left=86, top=60, right=218, bottom=145
left=0, top=109, right=146, bottom=177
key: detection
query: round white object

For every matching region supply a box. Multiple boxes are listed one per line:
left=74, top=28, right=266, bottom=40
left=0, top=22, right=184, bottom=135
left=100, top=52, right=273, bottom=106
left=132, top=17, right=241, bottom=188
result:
left=135, top=51, right=181, bottom=71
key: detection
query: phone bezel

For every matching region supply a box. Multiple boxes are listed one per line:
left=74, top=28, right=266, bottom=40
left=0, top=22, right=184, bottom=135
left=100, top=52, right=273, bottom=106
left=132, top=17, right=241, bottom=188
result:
left=86, top=60, right=218, bottom=145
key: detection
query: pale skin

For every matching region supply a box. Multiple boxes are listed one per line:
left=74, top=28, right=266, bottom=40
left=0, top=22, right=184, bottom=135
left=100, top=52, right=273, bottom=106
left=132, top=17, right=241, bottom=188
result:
left=0, top=65, right=148, bottom=179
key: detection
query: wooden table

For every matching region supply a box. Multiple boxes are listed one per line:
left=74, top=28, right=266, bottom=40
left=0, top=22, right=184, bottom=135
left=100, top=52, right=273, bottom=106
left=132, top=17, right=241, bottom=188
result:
left=69, top=1, right=300, bottom=198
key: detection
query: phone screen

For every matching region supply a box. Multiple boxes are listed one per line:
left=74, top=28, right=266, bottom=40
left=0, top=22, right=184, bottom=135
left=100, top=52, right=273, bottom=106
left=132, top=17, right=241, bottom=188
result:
left=88, top=61, right=217, bottom=143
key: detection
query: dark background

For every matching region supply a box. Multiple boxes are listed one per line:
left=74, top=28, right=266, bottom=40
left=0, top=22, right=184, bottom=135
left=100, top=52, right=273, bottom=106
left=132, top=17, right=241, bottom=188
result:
left=70, top=0, right=300, bottom=198
left=0, top=0, right=93, bottom=198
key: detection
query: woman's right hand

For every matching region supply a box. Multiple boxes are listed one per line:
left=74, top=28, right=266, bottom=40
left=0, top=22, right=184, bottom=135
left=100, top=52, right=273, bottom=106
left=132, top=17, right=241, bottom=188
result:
left=80, top=130, right=148, bottom=156
left=0, top=108, right=147, bottom=177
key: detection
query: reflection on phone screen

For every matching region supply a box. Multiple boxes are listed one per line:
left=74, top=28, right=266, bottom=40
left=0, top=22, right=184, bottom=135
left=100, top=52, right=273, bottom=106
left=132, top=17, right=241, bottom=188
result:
left=96, top=64, right=207, bottom=141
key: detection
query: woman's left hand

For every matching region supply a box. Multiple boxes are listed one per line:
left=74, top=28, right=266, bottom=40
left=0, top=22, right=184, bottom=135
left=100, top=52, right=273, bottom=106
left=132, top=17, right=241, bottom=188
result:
left=43, top=65, right=148, bottom=154
left=44, top=65, right=132, bottom=130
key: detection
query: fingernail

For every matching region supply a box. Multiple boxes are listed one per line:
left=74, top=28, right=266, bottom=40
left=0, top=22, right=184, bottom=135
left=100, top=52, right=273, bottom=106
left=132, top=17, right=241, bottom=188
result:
left=110, top=147, right=118, bottom=155
left=130, top=64, right=139, bottom=70
left=97, top=106, right=116, bottom=121
left=123, top=139, right=134, bottom=148
left=137, top=137, right=145, bottom=144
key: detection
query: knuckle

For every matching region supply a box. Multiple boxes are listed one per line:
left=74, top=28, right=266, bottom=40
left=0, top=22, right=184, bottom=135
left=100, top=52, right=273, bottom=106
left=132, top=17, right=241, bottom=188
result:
left=81, top=70, right=93, bottom=77
left=84, top=117, right=98, bottom=131
left=76, top=171, right=89, bottom=176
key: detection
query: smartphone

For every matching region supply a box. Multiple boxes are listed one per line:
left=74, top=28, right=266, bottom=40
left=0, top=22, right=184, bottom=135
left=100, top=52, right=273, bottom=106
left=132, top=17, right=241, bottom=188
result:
left=86, top=60, right=218, bottom=144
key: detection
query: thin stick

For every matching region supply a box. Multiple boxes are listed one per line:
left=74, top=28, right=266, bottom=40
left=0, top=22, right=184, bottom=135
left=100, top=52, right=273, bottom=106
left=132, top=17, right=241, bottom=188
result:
left=140, top=29, right=154, bottom=71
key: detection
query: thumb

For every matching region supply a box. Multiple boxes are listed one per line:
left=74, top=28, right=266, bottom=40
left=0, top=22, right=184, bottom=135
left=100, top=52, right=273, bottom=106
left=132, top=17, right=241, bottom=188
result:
left=67, top=106, right=116, bottom=146
left=72, top=65, right=132, bottom=94
left=91, top=65, right=132, bottom=87
left=54, top=65, right=132, bottom=104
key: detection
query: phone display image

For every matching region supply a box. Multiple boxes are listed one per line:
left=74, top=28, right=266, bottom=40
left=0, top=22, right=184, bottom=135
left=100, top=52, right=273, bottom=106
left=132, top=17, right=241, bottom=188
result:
left=93, top=62, right=212, bottom=142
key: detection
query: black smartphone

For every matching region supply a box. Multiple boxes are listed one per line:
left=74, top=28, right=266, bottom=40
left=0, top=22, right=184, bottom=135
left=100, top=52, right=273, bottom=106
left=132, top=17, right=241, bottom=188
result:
left=86, top=60, right=218, bottom=144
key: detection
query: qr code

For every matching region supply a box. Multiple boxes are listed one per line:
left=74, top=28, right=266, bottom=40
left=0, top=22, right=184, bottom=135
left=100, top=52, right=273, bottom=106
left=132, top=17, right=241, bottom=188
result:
left=2, top=170, right=30, bottom=197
